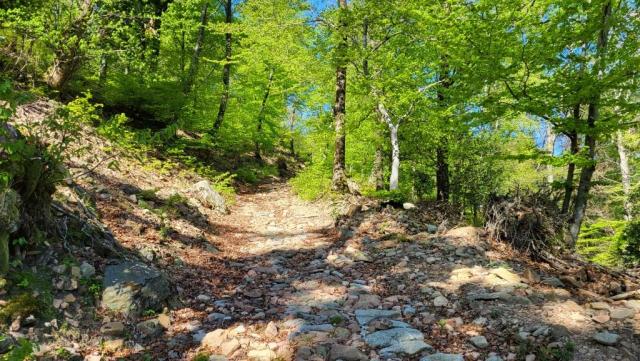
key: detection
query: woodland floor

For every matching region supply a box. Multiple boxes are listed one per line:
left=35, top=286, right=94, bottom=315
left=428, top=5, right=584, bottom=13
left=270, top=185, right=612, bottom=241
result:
left=6, top=101, right=640, bottom=361
left=89, top=179, right=640, bottom=361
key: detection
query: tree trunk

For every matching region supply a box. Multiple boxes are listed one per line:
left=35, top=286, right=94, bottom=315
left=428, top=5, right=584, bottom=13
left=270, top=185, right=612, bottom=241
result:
left=369, top=146, right=384, bottom=191
left=98, top=53, right=108, bottom=88
left=46, top=0, right=93, bottom=90
left=213, top=0, right=233, bottom=132
left=545, top=123, right=555, bottom=184
left=569, top=1, right=611, bottom=246
left=389, top=123, right=400, bottom=191
left=569, top=120, right=596, bottom=244
left=436, top=62, right=452, bottom=202
left=436, top=145, right=450, bottom=202
left=376, top=102, right=400, bottom=191
left=183, top=3, right=209, bottom=95
left=254, top=69, right=274, bottom=161
left=331, top=0, right=349, bottom=192
left=617, top=130, right=632, bottom=220
left=561, top=128, right=579, bottom=214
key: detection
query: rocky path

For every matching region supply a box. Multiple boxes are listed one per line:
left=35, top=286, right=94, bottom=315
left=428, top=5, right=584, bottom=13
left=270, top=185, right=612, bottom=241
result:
left=185, top=184, right=639, bottom=361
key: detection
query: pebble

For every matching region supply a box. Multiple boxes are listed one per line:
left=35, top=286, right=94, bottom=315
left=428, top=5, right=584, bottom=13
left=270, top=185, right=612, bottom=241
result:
left=469, top=335, right=489, bottom=348
left=433, top=296, right=448, bottom=307
left=592, top=331, right=620, bottom=346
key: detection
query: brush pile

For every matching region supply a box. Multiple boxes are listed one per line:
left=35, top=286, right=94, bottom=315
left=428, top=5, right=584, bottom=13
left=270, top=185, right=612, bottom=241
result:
left=485, top=189, right=565, bottom=255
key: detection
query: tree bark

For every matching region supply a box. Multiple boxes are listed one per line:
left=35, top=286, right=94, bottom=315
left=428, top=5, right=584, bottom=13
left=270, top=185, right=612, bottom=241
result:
left=254, top=69, right=274, bottom=161
left=369, top=146, right=384, bottom=191
left=561, top=128, right=579, bottom=214
left=617, top=130, right=632, bottom=220
left=436, top=145, right=450, bottom=202
left=376, top=102, right=400, bottom=191
left=569, top=109, right=596, bottom=244
left=46, top=0, right=94, bottom=89
left=213, top=0, right=233, bottom=132
left=331, top=0, right=349, bottom=192
left=545, top=123, right=555, bottom=184
left=435, top=62, right=452, bottom=202
left=569, top=1, right=611, bottom=245
left=183, top=3, right=209, bottom=95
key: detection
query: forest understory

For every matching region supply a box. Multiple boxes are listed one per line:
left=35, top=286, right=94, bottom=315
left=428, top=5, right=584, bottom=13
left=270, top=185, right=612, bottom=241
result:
left=1, top=0, right=640, bottom=360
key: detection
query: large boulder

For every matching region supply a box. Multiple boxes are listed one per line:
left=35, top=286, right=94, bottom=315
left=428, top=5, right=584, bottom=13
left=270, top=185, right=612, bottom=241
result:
left=101, top=261, right=171, bottom=318
left=191, top=180, right=226, bottom=213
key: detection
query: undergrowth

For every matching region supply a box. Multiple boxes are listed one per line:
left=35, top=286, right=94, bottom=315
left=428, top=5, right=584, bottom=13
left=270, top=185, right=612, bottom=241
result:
left=577, top=218, right=640, bottom=267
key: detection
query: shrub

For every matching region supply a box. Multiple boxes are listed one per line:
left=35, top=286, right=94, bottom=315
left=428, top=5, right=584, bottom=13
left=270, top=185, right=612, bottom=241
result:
left=617, top=220, right=640, bottom=266
left=290, top=162, right=332, bottom=200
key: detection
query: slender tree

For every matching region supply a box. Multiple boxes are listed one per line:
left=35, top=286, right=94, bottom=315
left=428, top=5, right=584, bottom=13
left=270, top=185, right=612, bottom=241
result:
left=331, top=0, right=349, bottom=192
left=213, top=0, right=233, bottom=131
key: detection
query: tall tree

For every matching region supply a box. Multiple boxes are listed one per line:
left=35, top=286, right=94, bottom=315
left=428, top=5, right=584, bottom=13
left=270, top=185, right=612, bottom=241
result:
left=331, top=0, right=349, bottom=192
left=213, top=0, right=233, bottom=131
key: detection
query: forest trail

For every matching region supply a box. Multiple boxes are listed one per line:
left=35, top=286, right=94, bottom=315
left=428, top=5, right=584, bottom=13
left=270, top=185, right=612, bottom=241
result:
left=172, top=182, right=640, bottom=361
left=223, top=183, right=335, bottom=257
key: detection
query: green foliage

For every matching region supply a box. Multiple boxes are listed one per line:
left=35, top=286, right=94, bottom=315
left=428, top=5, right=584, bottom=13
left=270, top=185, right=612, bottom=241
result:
left=0, top=337, right=35, bottom=361
left=290, top=162, right=333, bottom=201
left=617, top=220, right=640, bottom=266
left=577, top=218, right=640, bottom=267
left=191, top=353, right=210, bottom=361
left=577, top=219, right=626, bottom=266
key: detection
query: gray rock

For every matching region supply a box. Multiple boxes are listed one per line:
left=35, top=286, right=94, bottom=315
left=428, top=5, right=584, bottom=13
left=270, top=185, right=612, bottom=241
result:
left=420, top=354, right=464, bottom=361
left=403, top=305, right=416, bottom=316
left=80, top=262, right=96, bottom=278
left=433, top=296, right=448, bottom=307
left=208, top=312, right=232, bottom=323
left=426, top=224, right=438, bottom=234
left=542, top=277, right=564, bottom=288
left=329, top=344, right=367, bottom=361
left=380, top=340, right=432, bottom=356
left=102, top=261, right=171, bottom=317
left=592, top=331, right=620, bottom=346
left=364, top=327, right=429, bottom=356
left=137, top=319, right=163, bottom=338
left=610, top=307, right=635, bottom=320
left=355, top=309, right=401, bottom=326
left=191, top=180, right=226, bottom=213
left=486, top=354, right=503, bottom=361
left=469, top=335, right=489, bottom=348
left=403, top=203, right=416, bottom=210
left=101, top=321, right=126, bottom=337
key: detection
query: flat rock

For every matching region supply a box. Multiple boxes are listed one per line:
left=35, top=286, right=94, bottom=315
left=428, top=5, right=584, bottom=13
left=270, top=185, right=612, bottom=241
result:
left=137, top=319, right=163, bottom=338
left=489, top=267, right=521, bottom=283
left=364, top=327, right=424, bottom=348
left=100, top=322, right=125, bottom=336
left=247, top=348, right=277, bottom=360
left=420, top=353, right=464, bottom=361
left=592, top=331, right=620, bottom=346
left=102, top=261, right=171, bottom=317
left=380, top=340, right=432, bottom=356
left=220, top=338, right=240, bottom=356
left=355, top=309, right=401, bottom=326
left=610, top=307, right=635, bottom=320
left=328, top=344, right=367, bottom=361
left=202, top=329, right=227, bottom=349
left=353, top=294, right=381, bottom=309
